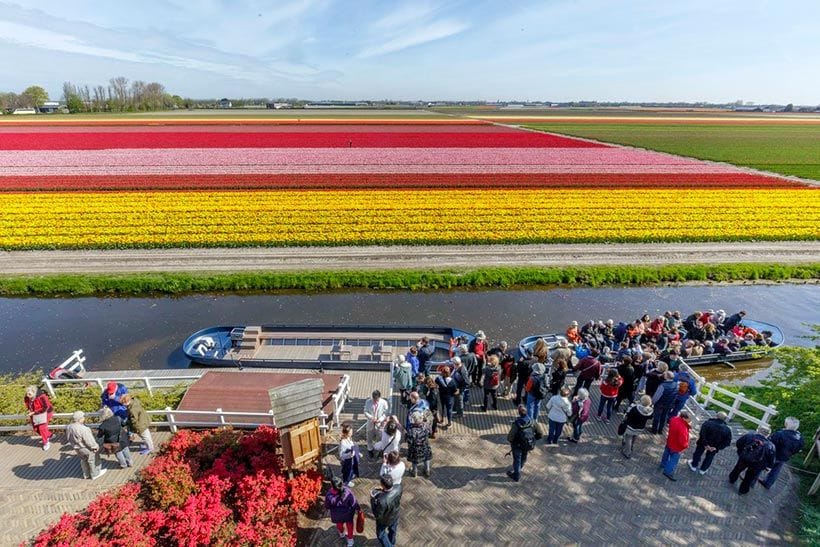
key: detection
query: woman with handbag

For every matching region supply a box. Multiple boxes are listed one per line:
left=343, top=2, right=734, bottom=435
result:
left=24, top=385, right=54, bottom=451
left=325, top=475, right=360, bottom=547
left=97, top=406, right=133, bottom=468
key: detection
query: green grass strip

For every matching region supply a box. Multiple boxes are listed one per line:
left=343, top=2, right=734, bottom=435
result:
left=0, top=263, right=817, bottom=296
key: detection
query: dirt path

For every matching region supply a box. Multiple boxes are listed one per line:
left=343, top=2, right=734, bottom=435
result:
left=1, top=242, right=818, bottom=274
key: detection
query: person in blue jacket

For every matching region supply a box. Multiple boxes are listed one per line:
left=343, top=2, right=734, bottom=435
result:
left=669, top=370, right=698, bottom=419
left=759, top=416, right=804, bottom=489
left=101, top=382, right=129, bottom=423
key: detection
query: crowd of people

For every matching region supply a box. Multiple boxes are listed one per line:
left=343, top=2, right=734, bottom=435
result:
left=329, top=312, right=799, bottom=546
left=23, top=381, right=154, bottom=480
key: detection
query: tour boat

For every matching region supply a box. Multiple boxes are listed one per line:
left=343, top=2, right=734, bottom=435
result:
left=183, top=324, right=473, bottom=369
left=517, top=320, right=784, bottom=367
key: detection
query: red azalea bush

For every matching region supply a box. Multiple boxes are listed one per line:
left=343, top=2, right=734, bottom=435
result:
left=30, top=426, right=322, bottom=546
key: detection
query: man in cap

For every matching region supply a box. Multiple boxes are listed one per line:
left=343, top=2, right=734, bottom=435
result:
left=101, top=381, right=129, bottom=423
left=65, top=411, right=106, bottom=480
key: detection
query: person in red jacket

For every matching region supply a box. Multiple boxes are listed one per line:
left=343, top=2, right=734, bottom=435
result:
left=24, top=385, right=54, bottom=451
left=596, top=369, right=623, bottom=423
left=661, top=411, right=692, bottom=481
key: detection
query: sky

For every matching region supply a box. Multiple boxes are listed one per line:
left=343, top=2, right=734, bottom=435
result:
left=1, top=0, right=818, bottom=104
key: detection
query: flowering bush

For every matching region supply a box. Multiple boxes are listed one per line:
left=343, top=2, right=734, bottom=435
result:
left=31, top=426, right=318, bottom=546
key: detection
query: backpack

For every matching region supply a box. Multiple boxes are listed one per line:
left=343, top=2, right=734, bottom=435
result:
left=516, top=421, right=537, bottom=452
left=678, top=380, right=690, bottom=396
left=740, top=436, right=769, bottom=465
left=575, top=345, right=590, bottom=359
left=489, top=370, right=500, bottom=388
left=529, top=374, right=550, bottom=400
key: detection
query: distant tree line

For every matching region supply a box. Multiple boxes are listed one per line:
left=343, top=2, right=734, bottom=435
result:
left=61, top=76, right=188, bottom=113
left=0, top=85, right=51, bottom=111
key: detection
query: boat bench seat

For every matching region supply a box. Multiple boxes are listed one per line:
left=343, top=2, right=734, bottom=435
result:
left=331, top=342, right=352, bottom=360
left=372, top=344, right=393, bottom=362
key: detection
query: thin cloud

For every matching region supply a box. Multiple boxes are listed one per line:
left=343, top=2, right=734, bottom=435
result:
left=358, top=19, right=468, bottom=58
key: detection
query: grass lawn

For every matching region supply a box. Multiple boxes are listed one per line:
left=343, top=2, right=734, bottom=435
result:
left=524, top=123, right=820, bottom=180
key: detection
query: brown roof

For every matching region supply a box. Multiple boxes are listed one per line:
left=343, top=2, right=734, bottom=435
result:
left=177, top=371, right=340, bottom=418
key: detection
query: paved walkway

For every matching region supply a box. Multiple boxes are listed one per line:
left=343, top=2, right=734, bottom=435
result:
left=306, top=376, right=799, bottom=546
left=0, top=431, right=171, bottom=545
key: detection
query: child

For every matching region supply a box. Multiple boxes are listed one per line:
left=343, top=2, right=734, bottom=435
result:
left=339, top=422, right=359, bottom=487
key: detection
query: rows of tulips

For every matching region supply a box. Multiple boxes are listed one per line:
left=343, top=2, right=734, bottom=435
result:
left=0, top=130, right=604, bottom=150
left=1, top=189, right=816, bottom=249
left=0, top=172, right=802, bottom=191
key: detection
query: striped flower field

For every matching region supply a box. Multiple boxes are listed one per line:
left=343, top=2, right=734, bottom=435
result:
left=0, top=119, right=817, bottom=249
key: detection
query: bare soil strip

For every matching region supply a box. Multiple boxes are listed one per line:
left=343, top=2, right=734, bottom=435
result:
left=1, top=242, right=818, bottom=274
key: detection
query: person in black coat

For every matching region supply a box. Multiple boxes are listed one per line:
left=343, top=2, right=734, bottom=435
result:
left=514, top=354, right=536, bottom=406
left=371, top=474, right=402, bottom=547
left=614, top=358, right=636, bottom=412
left=729, top=425, right=776, bottom=495
left=97, top=406, right=132, bottom=469
left=760, top=417, right=804, bottom=489
left=688, top=412, right=732, bottom=475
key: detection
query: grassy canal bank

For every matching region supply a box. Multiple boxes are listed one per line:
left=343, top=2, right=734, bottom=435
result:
left=0, top=262, right=818, bottom=296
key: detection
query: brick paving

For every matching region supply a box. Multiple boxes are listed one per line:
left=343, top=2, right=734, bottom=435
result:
left=0, top=430, right=171, bottom=545
left=307, top=375, right=799, bottom=546
left=0, top=368, right=798, bottom=546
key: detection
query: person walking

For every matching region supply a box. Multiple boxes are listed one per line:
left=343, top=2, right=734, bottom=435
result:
left=24, top=385, right=53, bottom=451
left=572, top=349, right=602, bottom=397
left=506, top=405, right=536, bottom=482
left=406, top=411, right=433, bottom=478
left=97, top=406, right=133, bottom=469
left=660, top=410, right=692, bottom=481
left=545, top=387, right=572, bottom=446
left=339, top=422, right=360, bottom=487
left=325, top=475, right=360, bottom=547
left=64, top=410, right=106, bottom=480
left=596, top=369, right=623, bottom=423
left=650, top=371, right=678, bottom=434
left=620, top=395, right=653, bottom=459
left=371, top=474, right=402, bottom=547
left=364, top=390, right=389, bottom=459
left=122, top=394, right=154, bottom=455
left=568, top=388, right=592, bottom=443
left=481, top=355, right=502, bottom=411
left=729, top=424, right=776, bottom=495
left=688, top=412, right=732, bottom=475
left=759, top=417, right=804, bottom=490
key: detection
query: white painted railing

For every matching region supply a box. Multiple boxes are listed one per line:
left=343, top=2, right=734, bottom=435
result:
left=329, top=375, right=351, bottom=429
left=680, top=363, right=778, bottom=429
left=42, top=374, right=202, bottom=397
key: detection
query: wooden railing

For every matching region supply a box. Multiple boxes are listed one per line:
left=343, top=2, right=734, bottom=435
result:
left=680, top=363, right=778, bottom=429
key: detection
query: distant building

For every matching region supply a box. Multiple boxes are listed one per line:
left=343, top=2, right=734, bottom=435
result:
left=11, top=108, right=37, bottom=115
left=218, top=98, right=232, bottom=109
left=266, top=102, right=292, bottom=109
left=38, top=101, right=63, bottom=114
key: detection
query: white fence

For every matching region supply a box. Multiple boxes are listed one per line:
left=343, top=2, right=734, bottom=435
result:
left=680, top=363, right=778, bottom=429
left=42, top=374, right=202, bottom=397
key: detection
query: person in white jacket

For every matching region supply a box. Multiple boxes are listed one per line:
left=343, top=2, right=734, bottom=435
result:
left=375, top=416, right=402, bottom=456
left=364, top=390, right=389, bottom=458
left=545, top=387, right=572, bottom=446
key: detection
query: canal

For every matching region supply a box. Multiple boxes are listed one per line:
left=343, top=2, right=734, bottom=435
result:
left=2, top=283, right=817, bottom=381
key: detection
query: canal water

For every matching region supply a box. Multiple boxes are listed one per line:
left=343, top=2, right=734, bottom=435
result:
left=1, top=284, right=816, bottom=381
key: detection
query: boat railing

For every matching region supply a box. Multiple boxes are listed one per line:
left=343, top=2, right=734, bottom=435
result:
left=41, top=374, right=203, bottom=398
left=680, top=363, right=778, bottom=429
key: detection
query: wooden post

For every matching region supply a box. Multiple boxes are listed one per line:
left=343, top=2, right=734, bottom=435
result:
left=166, top=406, right=177, bottom=433
left=760, top=404, right=777, bottom=427
left=268, top=409, right=276, bottom=427
left=702, top=383, right=716, bottom=409
left=144, top=378, right=154, bottom=396
left=728, top=392, right=744, bottom=421
left=217, top=408, right=226, bottom=428
left=43, top=378, right=55, bottom=398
